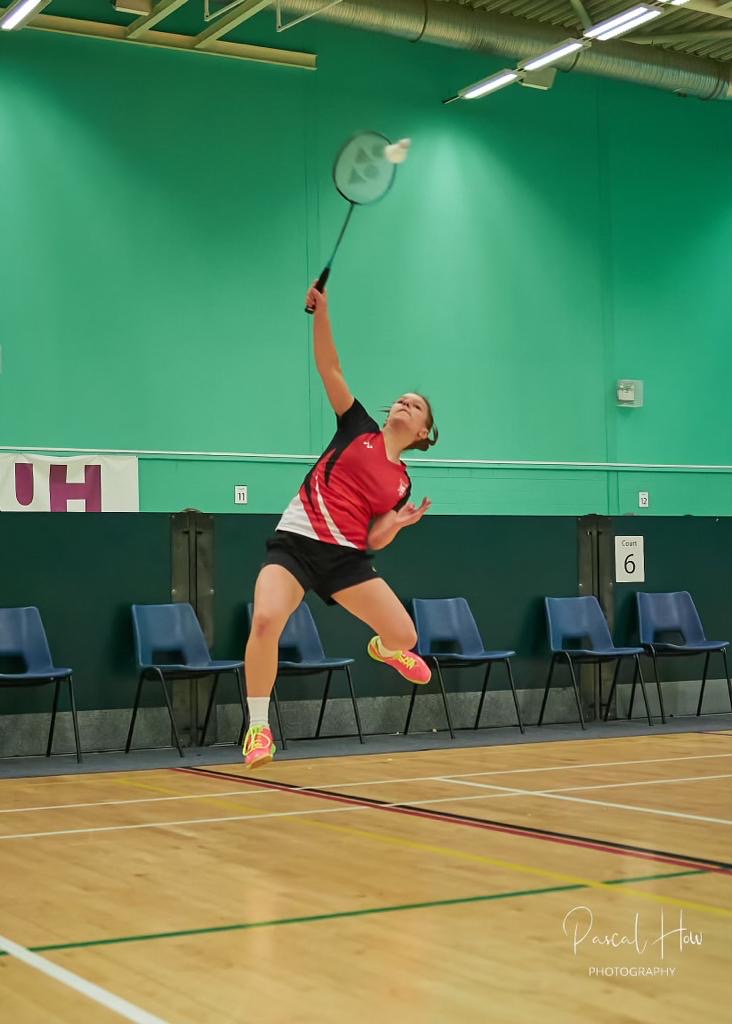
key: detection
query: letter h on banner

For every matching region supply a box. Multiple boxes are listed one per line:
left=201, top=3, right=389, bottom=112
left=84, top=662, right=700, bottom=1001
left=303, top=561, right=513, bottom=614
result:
left=14, top=463, right=102, bottom=511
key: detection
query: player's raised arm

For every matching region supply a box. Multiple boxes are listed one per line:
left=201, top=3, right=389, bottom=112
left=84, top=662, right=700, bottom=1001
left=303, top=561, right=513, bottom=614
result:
left=305, top=284, right=353, bottom=417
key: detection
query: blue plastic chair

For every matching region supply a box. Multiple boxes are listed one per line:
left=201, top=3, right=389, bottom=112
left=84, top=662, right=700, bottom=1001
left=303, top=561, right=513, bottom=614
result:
left=637, top=592, right=731, bottom=721
left=411, top=598, right=524, bottom=738
left=541, top=597, right=652, bottom=728
left=0, top=607, right=82, bottom=762
left=128, top=603, right=245, bottom=756
left=247, top=602, right=362, bottom=749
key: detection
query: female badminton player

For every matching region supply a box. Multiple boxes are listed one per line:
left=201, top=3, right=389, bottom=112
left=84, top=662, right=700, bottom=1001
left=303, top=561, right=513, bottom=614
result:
left=242, top=283, right=439, bottom=769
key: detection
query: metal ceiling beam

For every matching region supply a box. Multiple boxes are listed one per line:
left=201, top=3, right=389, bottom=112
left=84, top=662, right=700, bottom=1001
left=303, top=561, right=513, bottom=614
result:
left=670, top=0, right=732, bottom=19
left=466, top=0, right=732, bottom=27
left=634, top=28, right=732, bottom=42
left=114, top=1, right=153, bottom=14
left=127, top=0, right=191, bottom=40
left=278, top=0, right=730, bottom=98
left=194, top=0, right=271, bottom=48
left=0, top=8, right=315, bottom=68
left=567, top=0, right=592, bottom=31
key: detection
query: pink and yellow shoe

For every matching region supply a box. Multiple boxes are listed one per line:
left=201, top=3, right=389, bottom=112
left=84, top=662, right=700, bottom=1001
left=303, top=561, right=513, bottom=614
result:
left=242, top=725, right=276, bottom=770
left=367, top=636, right=431, bottom=685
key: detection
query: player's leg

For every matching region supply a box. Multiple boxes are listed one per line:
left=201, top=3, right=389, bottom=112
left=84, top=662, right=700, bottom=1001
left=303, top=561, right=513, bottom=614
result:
left=243, top=564, right=304, bottom=768
left=332, top=577, right=431, bottom=684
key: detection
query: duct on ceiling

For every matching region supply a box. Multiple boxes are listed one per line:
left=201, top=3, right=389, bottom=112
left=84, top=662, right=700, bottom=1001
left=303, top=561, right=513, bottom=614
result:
left=279, top=0, right=732, bottom=100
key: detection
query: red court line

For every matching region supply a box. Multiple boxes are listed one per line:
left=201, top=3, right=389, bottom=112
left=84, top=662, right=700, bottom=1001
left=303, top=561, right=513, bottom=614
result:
left=173, top=765, right=732, bottom=876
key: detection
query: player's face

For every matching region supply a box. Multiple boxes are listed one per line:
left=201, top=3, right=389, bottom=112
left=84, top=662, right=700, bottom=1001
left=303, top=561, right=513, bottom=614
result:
left=388, top=394, right=429, bottom=441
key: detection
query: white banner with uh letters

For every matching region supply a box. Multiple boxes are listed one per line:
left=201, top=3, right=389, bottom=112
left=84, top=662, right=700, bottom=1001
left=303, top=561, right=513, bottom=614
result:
left=0, top=454, right=139, bottom=511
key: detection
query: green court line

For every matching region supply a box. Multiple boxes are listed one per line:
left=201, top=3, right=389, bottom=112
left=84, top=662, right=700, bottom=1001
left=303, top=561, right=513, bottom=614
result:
left=0, top=868, right=704, bottom=959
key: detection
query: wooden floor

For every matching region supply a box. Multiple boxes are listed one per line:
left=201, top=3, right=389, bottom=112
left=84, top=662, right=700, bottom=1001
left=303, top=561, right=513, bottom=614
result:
left=1, top=731, right=731, bottom=1023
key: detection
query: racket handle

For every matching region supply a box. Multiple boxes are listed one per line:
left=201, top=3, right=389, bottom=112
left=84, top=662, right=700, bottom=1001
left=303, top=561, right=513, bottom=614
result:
left=305, top=267, right=331, bottom=315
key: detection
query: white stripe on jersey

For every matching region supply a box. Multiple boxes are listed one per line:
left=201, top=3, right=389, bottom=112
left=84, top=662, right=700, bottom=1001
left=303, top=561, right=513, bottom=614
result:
left=275, top=494, right=319, bottom=541
left=315, top=480, right=357, bottom=548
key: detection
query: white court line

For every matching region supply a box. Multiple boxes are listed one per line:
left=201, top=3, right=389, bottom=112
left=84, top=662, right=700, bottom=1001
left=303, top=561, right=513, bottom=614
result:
left=2, top=772, right=731, bottom=840
left=2, top=770, right=728, bottom=815
left=0, top=789, right=278, bottom=816
left=542, top=773, right=732, bottom=795
left=316, top=751, right=732, bottom=789
left=0, top=803, right=366, bottom=841
left=0, top=932, right=170, bottom=1024
left=2, top=755, right=732, bottom=817
left=2, top=751, right=731, bottom=816
left=438, top=778, right=732, bottom=826
left=2, top=765, right=728, bottom=819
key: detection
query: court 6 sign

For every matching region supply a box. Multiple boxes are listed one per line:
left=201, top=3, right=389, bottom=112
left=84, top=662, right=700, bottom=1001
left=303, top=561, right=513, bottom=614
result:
left=614, top=536, right=645, bottom=583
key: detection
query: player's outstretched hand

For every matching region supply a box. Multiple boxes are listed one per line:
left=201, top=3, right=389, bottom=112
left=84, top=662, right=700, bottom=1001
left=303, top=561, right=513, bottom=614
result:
left=395, top=497, right=431, bottom=528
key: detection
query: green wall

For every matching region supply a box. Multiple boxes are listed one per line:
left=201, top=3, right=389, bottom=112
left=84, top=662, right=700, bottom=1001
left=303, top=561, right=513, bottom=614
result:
left=1, top=17, right=730, bottom=517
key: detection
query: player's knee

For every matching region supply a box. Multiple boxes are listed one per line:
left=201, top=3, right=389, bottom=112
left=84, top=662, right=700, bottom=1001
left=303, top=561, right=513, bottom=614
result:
left=250, top=610, right=285, bottom=642
left=395, top=623, right=418, bottom=651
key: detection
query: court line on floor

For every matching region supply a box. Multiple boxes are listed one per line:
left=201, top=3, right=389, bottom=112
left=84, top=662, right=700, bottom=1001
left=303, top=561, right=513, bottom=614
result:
left=540, top=773, right=732, bottom=794
left=3, top=767, right=730, bottom=880
left=438, top=778, right=732, bottom=826
left=0, top=931, right=170, bottom=1024
left=0, top=788, right=280, bottom=815
left=285, top=813, right=732, bottom=919
left=178, top=766, right=732, bottom=874
left=291, top=751, right=732, bottom=789
left=2, top=766, right=730, bottom=817
left=3, top=748, right=731, bottom=800
left=0, top=868, right=704, bottom=959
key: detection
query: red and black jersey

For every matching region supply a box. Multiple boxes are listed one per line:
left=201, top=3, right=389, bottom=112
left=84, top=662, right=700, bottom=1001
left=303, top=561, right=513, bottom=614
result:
left=277, top=399, right=412, bottom=550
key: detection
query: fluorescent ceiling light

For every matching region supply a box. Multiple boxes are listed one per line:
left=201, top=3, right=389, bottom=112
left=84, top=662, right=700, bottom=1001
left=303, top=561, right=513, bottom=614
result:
left=521, top=40, right=585, bottom=72
left=0, top=0, right=51, bottom=31
left=461, top=70, right=520, bottom=99
left=593, top=7, right=663, bottom=40
left=584, top=5, right=653, bottom=39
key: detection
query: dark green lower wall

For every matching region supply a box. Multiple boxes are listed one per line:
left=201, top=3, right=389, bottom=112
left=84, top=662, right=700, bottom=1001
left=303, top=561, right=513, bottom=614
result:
left=1, top=513, right=730, bottom=719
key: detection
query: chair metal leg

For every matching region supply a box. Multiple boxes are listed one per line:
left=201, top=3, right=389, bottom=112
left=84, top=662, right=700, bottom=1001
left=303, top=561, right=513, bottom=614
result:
left=722, top=648, right=732, bottom=714
left=272, top=683, right=287, bottom=749
left=537, top=656, right=556, bottom=727
left=404, top=684, right=418, bottom=735
left=68, top=675, right=83, bottom=763
left=649, top=648, right=667, bottom=724
left=603, top=660, right=622, bottom=722
left=474, top=663, right=493, bottom=730
left=344, top=665, right=364, bottom=743
left=695, top=652, right=711, bottom=717
left=125, top=671, right=145, bottom=753
left=46, top=679, right=61, bottom=757
left=628, top=659, right=638, bottom=720
left=157, top=670, right=184, bottom=758
left=434, top=660, right=455, bottom=740
left=236, top=668, right=248, bottom=747
left=199, top=674, right=221, bottom=747
left=315, top=671, right=333, bottom=739
left=505, top=659, right=525, bottom=734
left=634, top=657, right=654, bottom=727
left=564, top=654, right=585, bottom=729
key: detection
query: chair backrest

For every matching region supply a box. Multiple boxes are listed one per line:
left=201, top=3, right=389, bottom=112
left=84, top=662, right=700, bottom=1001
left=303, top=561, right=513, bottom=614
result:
left=131, top=603, right=211, bottom=667
left=544, top=596, right=613, bottom=652
left=247, top=601, right=325, bottom=662
left=0, top=607, right=54, bottom=673
left=412, top=598, right=484, bottom=656
left=636, top=592, right=705, bottom=644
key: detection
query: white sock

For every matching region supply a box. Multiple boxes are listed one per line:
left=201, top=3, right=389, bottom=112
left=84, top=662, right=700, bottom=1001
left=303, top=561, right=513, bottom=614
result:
left=247, top=697, right=270, bottom=728
left=375, top=636, right=402, bottom=658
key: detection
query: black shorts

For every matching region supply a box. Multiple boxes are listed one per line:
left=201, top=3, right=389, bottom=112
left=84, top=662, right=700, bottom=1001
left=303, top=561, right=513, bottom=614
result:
left=262, top=530, right=379, bottom=605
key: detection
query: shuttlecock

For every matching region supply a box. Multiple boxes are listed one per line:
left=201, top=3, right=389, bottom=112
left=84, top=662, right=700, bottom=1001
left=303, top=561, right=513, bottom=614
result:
left=384, top=138, right=411, bottom=164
